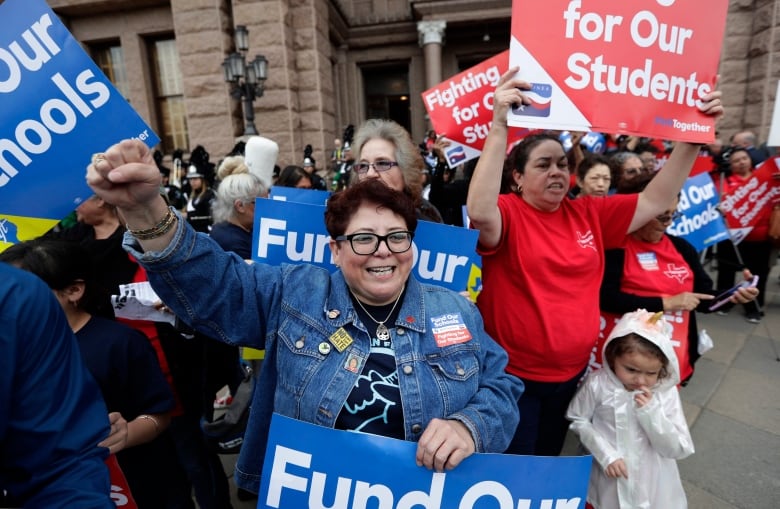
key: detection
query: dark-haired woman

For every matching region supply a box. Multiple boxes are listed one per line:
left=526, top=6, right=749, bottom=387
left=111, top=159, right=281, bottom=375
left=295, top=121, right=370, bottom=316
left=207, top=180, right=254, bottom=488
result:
left=599, top=173, right=758, bottom=384
left=715, top=147, right=773, bottom=323
left=276, top=165, right=313, bottom=189
left=466, top=67, right=723, bottom=456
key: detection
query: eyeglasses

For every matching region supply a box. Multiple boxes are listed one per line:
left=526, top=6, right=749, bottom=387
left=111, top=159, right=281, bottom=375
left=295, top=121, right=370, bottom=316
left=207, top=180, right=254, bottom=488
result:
left=656, top=211, right=682, bottom=223
left=335, top=231, right=414, bottom=255
left=354, top=161, right=398, bottom=175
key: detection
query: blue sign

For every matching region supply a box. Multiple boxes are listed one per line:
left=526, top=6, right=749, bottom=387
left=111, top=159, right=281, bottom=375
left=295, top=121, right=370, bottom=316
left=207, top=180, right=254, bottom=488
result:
left=666, top=172, right=729, bottom=251
left=251, top=199, right=481, bottom=292
left=260, top=414, right=591, bottom=509
left=269, top=186, right=331, bottom=205
left=0, top=0, right=158, bottom=222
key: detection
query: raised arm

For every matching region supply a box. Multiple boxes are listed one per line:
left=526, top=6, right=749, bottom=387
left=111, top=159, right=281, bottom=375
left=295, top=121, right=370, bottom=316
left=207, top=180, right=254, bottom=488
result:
left=629, top=90, right=724, bottom=233
left=86, top=139, right=175, bottom=252
left=466, top=67, right=530, bottom=248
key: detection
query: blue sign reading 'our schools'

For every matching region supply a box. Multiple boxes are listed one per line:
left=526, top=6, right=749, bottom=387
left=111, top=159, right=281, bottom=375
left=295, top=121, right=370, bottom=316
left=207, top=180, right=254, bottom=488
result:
left=251, top=199, right=480, bottom=292
left=666, top=172, right=729, bottom=251
left=0, top=0, right=158, bottom=221
left=260, top=414, right=591, bottom=509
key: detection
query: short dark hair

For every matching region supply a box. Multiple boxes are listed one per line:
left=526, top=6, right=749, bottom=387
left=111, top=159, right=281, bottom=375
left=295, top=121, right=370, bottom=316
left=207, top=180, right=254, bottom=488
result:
left=277, top=165, right=312, bottom=188
left=576, top=153, right=611, bottom=182
left=0, top=239, right=103, bottom=315
left=325, top=179, right=417, bottom=238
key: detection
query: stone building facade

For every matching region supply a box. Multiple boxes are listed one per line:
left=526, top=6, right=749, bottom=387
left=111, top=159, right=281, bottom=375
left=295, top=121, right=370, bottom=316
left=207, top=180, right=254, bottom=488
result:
left=46, top=0, right=779, bottom=165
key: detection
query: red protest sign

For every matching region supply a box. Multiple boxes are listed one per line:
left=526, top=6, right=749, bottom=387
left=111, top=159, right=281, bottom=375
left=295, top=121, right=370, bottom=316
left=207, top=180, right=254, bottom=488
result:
left=106, top=454, right=138, bottom=508
left=719, top=157, right=780, bottom=244
left=508, top=0, right=727, bottom=143
left=689, top=152, right=717, bottom=177
left=422, top=51, right=531, bottom=168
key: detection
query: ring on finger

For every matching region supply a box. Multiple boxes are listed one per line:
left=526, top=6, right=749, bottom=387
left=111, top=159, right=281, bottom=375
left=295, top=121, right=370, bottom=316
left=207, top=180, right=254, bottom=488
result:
left=92, top=153, right=106, bottom=165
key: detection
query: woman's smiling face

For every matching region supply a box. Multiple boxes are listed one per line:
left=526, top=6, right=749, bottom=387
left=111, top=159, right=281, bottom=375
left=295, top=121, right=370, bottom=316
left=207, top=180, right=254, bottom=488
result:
left=330, top=202, right=413, bottom=306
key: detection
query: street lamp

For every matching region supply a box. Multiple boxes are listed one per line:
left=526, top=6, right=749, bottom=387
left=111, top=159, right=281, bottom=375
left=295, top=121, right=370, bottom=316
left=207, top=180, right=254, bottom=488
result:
left=222, top=25, right=268, bottom=136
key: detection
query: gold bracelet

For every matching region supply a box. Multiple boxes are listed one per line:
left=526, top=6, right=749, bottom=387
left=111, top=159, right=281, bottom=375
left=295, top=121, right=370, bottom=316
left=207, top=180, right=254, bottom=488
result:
left=127, top=208, right=176, bottom=240
left=137, top=414, right=160, bottom=432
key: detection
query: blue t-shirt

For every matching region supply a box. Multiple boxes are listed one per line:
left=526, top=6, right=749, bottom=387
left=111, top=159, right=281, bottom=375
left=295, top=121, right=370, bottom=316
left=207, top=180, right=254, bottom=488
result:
left=0, top=264, right=112, bottom=508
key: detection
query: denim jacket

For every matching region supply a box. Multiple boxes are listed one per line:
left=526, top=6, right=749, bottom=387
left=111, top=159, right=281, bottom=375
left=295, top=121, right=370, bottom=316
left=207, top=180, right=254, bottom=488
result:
left=124, top=212, right=523, bottom=494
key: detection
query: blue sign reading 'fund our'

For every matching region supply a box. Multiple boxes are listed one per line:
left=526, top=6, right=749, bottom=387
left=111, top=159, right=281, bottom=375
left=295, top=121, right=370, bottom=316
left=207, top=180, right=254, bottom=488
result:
left=260, top=414, right=591, bottom=509
left=251, top=199, right=481, bottom=292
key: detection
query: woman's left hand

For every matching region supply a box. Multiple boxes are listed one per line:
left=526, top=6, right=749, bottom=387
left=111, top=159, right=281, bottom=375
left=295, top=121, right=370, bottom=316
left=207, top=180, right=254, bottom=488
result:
left=416, top=418, right=476, bottom=472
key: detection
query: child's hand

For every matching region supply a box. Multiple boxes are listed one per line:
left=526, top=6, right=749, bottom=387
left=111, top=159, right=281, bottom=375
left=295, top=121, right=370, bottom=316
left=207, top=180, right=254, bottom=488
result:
left=605, top=458, right=628, bottom=479
left=634, top=386, right=653, bottom=408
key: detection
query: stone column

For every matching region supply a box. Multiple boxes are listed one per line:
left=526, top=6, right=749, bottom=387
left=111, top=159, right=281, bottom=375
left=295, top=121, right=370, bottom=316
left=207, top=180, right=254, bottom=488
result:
left=417, top=20, right=447, bottom=90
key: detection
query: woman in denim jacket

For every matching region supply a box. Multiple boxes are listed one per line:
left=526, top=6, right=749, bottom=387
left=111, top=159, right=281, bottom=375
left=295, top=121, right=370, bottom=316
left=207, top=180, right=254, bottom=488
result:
left=86, top=141, right=523, bottom=496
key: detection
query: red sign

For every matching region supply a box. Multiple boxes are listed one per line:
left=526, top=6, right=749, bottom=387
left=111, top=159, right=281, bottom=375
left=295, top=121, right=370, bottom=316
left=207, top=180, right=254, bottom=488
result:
left=106, top=454, right=138, bottom=508
left=719, top=158, right=780, bottom=243
left=421, top=51, right=531, bottom=168
left=508, top=0, right=728, bottom=143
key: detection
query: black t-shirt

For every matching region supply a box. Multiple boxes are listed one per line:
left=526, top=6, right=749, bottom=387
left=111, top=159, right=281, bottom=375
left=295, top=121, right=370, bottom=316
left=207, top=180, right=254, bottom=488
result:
left=335, top=294, right=405, bottom=439
left=76, top=317, right=190, bottom=508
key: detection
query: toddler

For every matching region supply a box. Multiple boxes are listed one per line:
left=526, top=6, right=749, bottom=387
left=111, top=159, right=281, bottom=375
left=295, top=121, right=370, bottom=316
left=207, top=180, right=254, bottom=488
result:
left=567, top=309, right=694, bottom=509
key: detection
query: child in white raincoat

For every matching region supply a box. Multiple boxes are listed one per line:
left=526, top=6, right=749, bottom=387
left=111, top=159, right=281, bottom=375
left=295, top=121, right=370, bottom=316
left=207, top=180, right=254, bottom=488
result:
left=566, top=309, right=694, bottom=509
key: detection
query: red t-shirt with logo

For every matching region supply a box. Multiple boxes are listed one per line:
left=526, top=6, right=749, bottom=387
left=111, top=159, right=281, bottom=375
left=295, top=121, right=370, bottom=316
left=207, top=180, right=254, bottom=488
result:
left=598, top=235, right=694, bottom=382
left=477, top=193, right=637, bottom=382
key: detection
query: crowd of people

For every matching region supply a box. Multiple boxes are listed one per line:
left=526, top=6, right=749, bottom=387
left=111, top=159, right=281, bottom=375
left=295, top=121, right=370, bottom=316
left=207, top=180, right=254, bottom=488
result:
left=4, top=67, right=777, bottom=509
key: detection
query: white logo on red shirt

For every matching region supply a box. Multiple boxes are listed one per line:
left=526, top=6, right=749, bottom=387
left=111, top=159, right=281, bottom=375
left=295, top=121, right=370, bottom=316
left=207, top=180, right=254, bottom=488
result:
left=576, top=230, right=596, bottom=251
left=663, top=263, right=690, bottom=284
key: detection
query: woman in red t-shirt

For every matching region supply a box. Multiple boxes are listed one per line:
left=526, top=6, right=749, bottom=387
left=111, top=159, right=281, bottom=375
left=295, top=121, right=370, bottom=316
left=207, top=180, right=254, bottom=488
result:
left=715, top=147, right=773, bottom=323
left=466, top=67, right=724, bottom=456
left=599, top=173, right=758, bottom=384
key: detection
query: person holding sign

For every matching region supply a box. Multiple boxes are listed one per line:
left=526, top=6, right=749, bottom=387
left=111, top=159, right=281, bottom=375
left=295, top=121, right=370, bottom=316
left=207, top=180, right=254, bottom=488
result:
left=85, top=143, right=523, bottom=496
left=715, top=147, right=775, bottom=323
left=566, top=309, right=693, bottom=509
left=351, top=119, right=444, bottom=223
left=599, top=173, right=758, bottom=383
left=466, top=67, right=722, bottom=456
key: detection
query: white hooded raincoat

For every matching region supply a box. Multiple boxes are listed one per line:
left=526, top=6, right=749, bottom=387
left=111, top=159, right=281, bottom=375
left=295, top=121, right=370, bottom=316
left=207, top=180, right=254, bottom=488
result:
left=567, top=310, right=694, bottom=509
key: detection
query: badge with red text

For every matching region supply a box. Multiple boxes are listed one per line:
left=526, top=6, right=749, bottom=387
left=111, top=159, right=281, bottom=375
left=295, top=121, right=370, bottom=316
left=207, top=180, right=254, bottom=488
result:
left=508, top=0, right=728, bottom=143
left=430, top=313, right=473, bottom=347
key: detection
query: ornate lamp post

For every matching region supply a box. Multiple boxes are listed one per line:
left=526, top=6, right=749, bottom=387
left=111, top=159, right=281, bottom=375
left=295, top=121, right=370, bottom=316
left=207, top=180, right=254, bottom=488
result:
left=222, top=25, right=268, bottom=136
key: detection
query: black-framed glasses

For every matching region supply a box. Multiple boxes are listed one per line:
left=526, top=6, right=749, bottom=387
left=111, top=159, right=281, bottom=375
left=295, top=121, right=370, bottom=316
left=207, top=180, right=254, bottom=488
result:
left=354, top=160, right=398, bottom=175
left=335, top=231, right=414, bottom=255
left=656, top=211, right=682, bottom=223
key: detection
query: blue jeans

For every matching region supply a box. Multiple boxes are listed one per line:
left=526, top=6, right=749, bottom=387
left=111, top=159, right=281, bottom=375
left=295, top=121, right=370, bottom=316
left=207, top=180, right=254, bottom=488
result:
left=504, top=367, right=586, bottom=456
